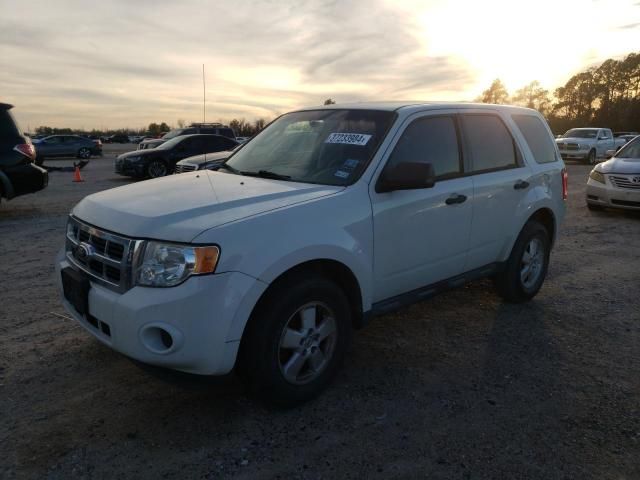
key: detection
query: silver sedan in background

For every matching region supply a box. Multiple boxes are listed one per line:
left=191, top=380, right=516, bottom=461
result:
left=586, top=136, right=640, bottom=211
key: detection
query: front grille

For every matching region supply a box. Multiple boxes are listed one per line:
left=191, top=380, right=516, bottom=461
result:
left=66, top=217, right=141, bottom=293
left=175, top=164, right=197, bottom=174
left=565, top=143, right=579, bottom=151
left=609, top=175, right=640, bottom=190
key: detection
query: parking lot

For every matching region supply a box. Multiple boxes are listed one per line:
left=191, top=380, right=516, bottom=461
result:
left=1, top=146, right=639, bottom=479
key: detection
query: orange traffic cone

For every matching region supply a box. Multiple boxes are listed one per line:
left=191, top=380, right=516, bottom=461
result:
left=72, top=164, right=84, bottom=182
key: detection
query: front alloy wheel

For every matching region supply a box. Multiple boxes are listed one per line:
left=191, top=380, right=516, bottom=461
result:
left=278, top=302, right=337, bottom=385
left=78, top=147, right=91, bottom=159
left=147, top=160, right=167, bottom=178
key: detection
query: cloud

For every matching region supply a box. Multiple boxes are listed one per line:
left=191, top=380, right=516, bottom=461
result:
left=617, top=22, right=640, bottom=29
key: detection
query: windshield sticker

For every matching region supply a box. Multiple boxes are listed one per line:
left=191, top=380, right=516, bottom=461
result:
left=325, top=133, right=372, bottom=146
left=334, top=170, right=350, bottom=179
left=342, top=158, right=360, bottom=169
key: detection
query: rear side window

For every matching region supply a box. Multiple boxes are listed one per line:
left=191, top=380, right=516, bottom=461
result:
left=218, top=128, right=235, bottom=139
left=462, top=114, right=518, bottom=172
left=512, top=114, right=557, bottom=164
left=385, top=115, right=461, bottom=179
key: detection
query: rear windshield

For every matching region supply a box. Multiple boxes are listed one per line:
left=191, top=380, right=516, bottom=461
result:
left=0, top=109, right=20, bottom=139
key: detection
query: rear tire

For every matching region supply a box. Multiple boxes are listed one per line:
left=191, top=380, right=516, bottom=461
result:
left=237, top=275, right=352, bottom=407
left=77, top=147, right=91, bottom=159
left=494, top=220, right=550, bottom=303
left=35, top=156, right=44, bottom=167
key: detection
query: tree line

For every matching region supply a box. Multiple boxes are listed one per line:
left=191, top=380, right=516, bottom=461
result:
left=477, top=51, right=640, bottom=133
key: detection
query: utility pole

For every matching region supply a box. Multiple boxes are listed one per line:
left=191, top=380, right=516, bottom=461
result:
left=202, top=64, right=206, bottom=123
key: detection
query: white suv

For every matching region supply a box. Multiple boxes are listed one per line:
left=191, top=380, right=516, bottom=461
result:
left=56, top=102, right=567, bottom=406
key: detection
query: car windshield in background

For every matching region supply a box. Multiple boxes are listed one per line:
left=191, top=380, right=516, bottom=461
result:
left=616, top=137, right=640, bottom=159
left=162, top=130, right=183, bottom=140
left=224, top=109, right=395, bottom=186
left=156, top=136, right=184, bottom=150
left=563, top=129, right=598, bottom=138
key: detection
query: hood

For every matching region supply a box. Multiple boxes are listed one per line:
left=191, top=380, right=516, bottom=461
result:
left=118, top=149, right=156, bottom=160
left=72, top=171, right=342, bottom=242
left=177, top=151, right=232, bottom=166
left=595, top=156, right=640, bottom=174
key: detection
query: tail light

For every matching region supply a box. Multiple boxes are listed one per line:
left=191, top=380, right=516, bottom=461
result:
left=14, top=143, right=36, bottom=160
left=561, top=167, right=568, bottom=200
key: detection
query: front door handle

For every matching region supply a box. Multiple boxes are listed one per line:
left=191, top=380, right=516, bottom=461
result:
left=445, top=194, right=467, bottom=205
left=514, top=180, right=530, bottom=190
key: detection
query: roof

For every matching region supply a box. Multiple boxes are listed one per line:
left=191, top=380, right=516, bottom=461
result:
left=298, top=101, right=538, bottom=115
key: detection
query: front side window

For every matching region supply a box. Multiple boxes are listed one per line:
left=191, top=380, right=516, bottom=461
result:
left=225, top=109, right=395, bottom=186
left=462, top=114, right=518, bottom=172
left=384, top=115, right=461, bottom=179
left=512, top=114, right=557, bottom=164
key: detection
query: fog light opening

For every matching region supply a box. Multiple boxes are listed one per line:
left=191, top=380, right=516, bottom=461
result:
left=140, top=325, right=177, bottom=354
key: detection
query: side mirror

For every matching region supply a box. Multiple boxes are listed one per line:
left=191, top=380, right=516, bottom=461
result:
left=605, top=149, right=616, bottom=159
left=377, top=162, right=436, bottom=193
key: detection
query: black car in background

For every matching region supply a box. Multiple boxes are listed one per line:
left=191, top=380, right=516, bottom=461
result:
left=115, top=134, right=238, bottom=179
left=138, top=123, right=236, bottom=150
left=0, top=103, right=48, bottom=203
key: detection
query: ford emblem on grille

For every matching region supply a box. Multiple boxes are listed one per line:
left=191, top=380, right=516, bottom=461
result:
left=75, top=242, right=95, bottom=262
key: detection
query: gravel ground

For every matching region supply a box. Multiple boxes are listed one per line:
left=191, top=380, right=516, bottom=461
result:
left=1, top=148, right=639, bottom=479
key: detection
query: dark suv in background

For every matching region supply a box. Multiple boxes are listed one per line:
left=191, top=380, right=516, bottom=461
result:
left=138, top=123, right=236, bottom=150
left=116, top=134, right=238, bottom=178
left=0, top=103, right=48, bottom=203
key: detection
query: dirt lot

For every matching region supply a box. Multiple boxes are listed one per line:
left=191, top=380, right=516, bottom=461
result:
left=1, top=147, right=639, bottom=479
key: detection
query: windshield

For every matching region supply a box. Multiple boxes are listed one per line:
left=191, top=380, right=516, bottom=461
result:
left=162, top=129, right=183, bottom=140
left=615, top=136, right=640, bottom=159
left=563, top=129, right=598, bottom=139
left=224, top=109, right=395, bottom=186
left=156, top=136, right=185, bottom=150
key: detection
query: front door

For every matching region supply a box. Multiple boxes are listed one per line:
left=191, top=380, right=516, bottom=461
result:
left=370, top=111, right=473, bottom=303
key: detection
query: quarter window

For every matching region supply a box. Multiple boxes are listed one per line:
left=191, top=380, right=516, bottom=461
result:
left=512, top=114, right=557, bottom=164
left=462, top=114, right=518, bottom=172
left=385, top=116, right=461, bottom=179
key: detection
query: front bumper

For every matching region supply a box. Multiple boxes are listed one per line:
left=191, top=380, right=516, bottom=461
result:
left=586, top=178, right=640, bottom=210
left=115, top=158, right=144, bottom=177
left=56, top=250, right=266, bottom=375
left=559, top=149, right=589, bottom=160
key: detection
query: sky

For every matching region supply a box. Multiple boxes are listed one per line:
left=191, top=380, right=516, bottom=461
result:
left=1, top=0, right=639, bottom=130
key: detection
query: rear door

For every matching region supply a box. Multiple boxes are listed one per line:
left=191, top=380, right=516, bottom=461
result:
left=461, top=111, right=533, bottom=271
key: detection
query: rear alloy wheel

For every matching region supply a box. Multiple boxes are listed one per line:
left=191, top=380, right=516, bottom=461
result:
left=587, top=149, right=597, bottom=165
left=77, top=147, right=91, bottom=159
left=494, top=220, right=550, bottom=303
left=146, top=160, right=168, bottom=178
left=238, top=275, right=352, bottom=407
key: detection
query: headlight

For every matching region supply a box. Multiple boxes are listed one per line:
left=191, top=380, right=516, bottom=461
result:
left=589, top=170, right=605, bottom=184
left=135, top=241, right=220, bottom=287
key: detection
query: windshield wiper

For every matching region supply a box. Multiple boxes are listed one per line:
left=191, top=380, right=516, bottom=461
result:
left=241, top=170, right=291, bottom=180
left=218, top=163, right=241, bottom=174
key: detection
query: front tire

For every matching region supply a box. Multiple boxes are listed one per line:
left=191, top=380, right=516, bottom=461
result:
left=238, top=275, right=352, bottom=407
left=146, top=159, right=168, bottom=178
left=587, top=149, right=597, bottom=165
left=494, top=221, right=550, bottom=303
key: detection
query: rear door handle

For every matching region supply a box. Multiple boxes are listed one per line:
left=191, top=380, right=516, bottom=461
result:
left=445, top=194, right=467, bottom=205
left=514, top=180, right=530, bottom=190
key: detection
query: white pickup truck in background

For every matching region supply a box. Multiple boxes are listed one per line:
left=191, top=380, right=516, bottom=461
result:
left=556, top=128, right=626, bottom=164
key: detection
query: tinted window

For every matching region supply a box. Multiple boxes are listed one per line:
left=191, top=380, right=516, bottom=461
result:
left=462, top=114, right=518, bottom=172
left=222, top=137, right=238, bottom=149
left=512, top=114, right=557, bottom=164
left=0, top=109, right=20, bottom=138
left=45, top=136, right=64, bottom=144
left=385, top=116, right=461, bottom=179
left=218, top=128, right=235, bottom=138
left=203, top=136, right=223, bottom=150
